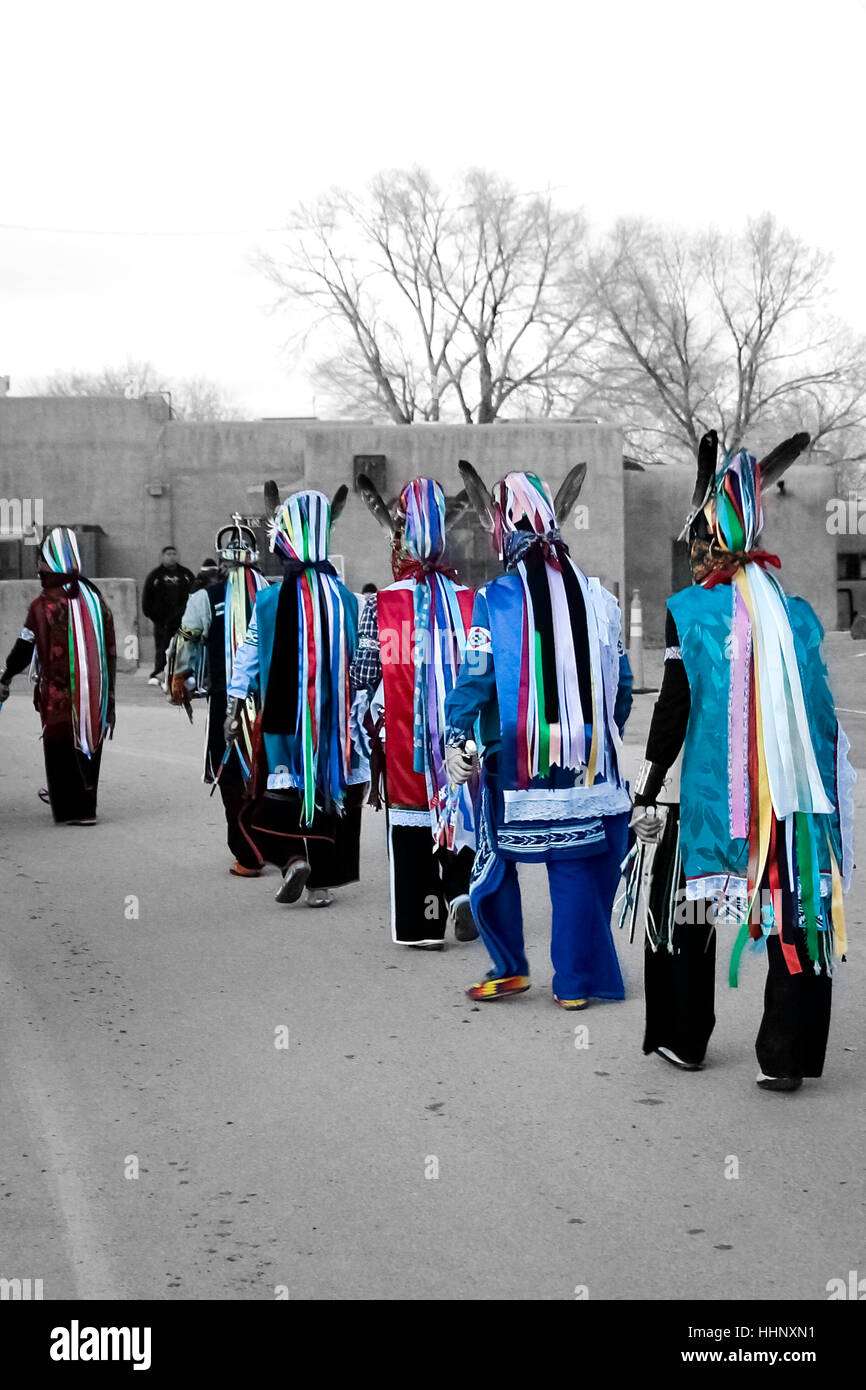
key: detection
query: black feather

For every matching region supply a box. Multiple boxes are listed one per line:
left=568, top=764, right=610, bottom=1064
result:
left=264, top=479, right=280, bottom=515
left=330, top=484, right=349, bottom=524
left=758, top=432, right=811, bottom=486
left=691, top=430, right=719, bottom=509
left=356, top=473, right=397, bottom=535
left=457, top=460, right=495, bottom=534
left=553, top=463, right=587, bottom=524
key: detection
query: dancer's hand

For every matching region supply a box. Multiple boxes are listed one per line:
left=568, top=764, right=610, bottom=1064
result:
left=445, top=740, right=478, bottom=785
left=223, top=698, right=241, bottom=744
left=630, top=804, right=662, bottom=843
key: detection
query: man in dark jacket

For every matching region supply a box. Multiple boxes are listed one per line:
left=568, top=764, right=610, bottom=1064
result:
left=142, top=545, right=194, bottom=685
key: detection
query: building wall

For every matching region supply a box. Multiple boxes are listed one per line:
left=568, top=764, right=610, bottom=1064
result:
left=834, top=493, right=866, bottom=628
left=0, top=399, right=625, bottom=604
left=3, top=396, right=842, bottom=655
left=0, top=395, right=172, bottom=586
left=624, top=461, right=838, bottom=646
left=160, top=420, right=307, bottom=577
left=303, top=421, right=625, bottom=597
left=761, top=471, right=837, bottom=631
left=0, top=579, right=139, bottom=676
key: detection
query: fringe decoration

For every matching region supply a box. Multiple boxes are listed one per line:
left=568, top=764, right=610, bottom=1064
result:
left=41, top=527, right=109, bottom=757
left=224, top=564, right=267, bottom=779
left=267, top=491, right=355, bottom=826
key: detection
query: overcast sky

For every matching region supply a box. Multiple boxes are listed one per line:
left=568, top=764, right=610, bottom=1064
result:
left=3, top=0, right=865, bottom=417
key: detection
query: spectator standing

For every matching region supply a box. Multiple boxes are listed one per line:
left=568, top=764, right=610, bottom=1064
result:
left=142, top=545, right=194, bottom=686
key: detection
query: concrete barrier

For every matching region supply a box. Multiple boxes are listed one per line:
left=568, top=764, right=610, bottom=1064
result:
left=0, top=579, right=140, bottom=674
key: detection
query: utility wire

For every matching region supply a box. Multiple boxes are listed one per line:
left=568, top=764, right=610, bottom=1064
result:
left=0, top=222, right=285, bottom=237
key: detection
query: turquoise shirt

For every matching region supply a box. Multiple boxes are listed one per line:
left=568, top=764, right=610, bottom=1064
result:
left=668, top=583, right=842, bottom=889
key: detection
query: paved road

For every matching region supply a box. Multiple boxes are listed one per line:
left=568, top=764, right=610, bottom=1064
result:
left=1, top=639, right=865, bottom=1301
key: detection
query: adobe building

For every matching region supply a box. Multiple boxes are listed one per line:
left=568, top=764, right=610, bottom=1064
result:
left=0, top=393, right=841, bottom=663
left=623, top=458, right=840, bottom=644
left=832, top=492, right=866, bottom=631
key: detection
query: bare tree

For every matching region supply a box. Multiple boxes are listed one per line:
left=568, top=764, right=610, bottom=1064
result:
left=586, top=214, right=866, bottom=468
left=258, top=168, right=601, bottom=424
left=764, top=325, right=866, bottom=493
left=171, top=375, right=246, bottom=423
left=31, top=359, right=245, bottom=422
left=260, top=176, right=866, bottom=464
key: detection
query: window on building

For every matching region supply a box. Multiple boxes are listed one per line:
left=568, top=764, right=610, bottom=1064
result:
left=353, top=455, right=387, bottom=497
left=0, top=539, right=25, bottom=580
left=837, top=552, right=863, bottom=581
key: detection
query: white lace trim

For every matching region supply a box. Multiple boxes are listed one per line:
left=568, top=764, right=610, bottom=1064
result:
left=503, top=783, right=631, bottom=822
left=388, top=807, right=430, bottom=827
left=686, top=873, right=832, bottom=901
left=266, top=770, right=368, bottom=790
left=664, top=646, right=682, bottom=660
left=20, top=626, right=35, bottom=642
left=266, top=770, right=302, bottom=790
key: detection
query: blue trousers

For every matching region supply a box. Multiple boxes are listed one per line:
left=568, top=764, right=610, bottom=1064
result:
left=470, top=813, right=628, bottom=1001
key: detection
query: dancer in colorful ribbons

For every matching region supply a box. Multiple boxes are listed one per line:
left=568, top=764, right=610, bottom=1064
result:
left=225, top=486, right=368, bottom=906
left=628, top=430, right=855, bottom=1091
left=444, top=465, right=633, bottom=1006
left=168, top=517, right=269, bottom=877
left=351, top=475, right=477, bottom=949
left=0, top=526, right=116, bottom=824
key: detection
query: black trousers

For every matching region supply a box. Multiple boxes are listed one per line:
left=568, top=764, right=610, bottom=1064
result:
left=150, top=621, right=178, bottom=677
left=756, top=934, right=832, bottom=1079
left=645, top=921, right=832, bottom=1076
left=43, top=730, right=102, bottom=823
left=387, top=817, right=473, bottom=944
left=644, top=917, right=717, bottom=1066
left=217, top=753, right=264, bottom=870
left=203, top=691, right=263, bottom=871
left=239, top=784, right=366, bottom=890
left=643, top=809, right=832, bottom=1077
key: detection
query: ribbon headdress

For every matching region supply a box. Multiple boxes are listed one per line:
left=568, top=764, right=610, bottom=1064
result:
left=357, top=473, right=472, bottom=847
left=216, top=518, right=267, bottom=777
left=683, top=431, right=844, bottom=979
left=679, top=428, right=811, bottom=569
left=263, top=485, right=353, bottom=825
left=40, top=526, right=110, bottom=757
left=460, top=461, right=622, bottom=791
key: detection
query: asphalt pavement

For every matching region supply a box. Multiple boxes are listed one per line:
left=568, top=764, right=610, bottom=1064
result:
left=1, top=637, right=864, bottom=1301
